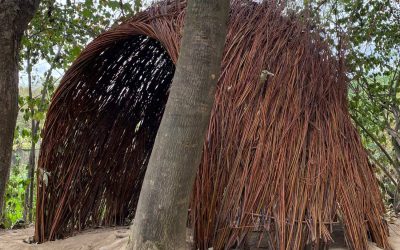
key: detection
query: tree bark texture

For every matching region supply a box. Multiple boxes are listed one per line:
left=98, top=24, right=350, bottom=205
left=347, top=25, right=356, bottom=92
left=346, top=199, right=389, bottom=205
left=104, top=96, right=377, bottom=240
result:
left=128, top=0, right=230, bottom=249
left=0, top=0, right=39, bottom=219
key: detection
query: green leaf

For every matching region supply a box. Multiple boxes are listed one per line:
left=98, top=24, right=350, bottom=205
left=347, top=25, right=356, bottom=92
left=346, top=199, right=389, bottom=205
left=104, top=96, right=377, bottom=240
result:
left=107, top=1, right=120, bottom=10
left=71, top=46, right=82, bottom=58
left=82, top=9, right=92, bottom=18
left=33, top=111, right=45, bottom=121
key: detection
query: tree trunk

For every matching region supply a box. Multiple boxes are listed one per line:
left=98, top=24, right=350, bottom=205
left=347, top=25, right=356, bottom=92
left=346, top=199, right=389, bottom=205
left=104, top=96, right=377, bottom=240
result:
left=23, top=45, right=56, bottom=222
left=28, top=124, right=37, bottom=222
left=128, top=1, right=229, bottom=249
left=390, top=118, right=400, bottom=212
left=0, top=0, right=40, bottom=220
left=24, top=125, right=37, bottom=223
left=23, top=49, right=39, bottom=223
left=23, top=48, right=32, bottom=223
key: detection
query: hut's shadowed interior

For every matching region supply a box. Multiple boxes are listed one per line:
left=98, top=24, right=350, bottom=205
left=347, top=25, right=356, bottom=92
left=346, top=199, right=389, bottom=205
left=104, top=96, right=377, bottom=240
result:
left=35, top=0, right=390, bottom=249
left=35, top=35, right=175, bottom=240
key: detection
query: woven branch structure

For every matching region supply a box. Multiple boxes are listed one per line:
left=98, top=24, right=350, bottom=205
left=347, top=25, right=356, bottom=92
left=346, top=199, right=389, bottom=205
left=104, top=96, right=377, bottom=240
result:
left=35, top=1, right=389, bottom=249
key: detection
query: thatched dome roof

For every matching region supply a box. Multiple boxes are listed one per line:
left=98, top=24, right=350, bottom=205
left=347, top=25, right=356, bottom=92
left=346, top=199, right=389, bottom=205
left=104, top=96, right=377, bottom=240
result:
left=35, top=1, right=389, bottom=249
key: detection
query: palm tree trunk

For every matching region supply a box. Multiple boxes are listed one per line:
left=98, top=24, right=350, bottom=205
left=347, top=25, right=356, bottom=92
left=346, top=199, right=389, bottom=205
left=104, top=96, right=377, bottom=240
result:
left=128, top=1, right=230, bottom=249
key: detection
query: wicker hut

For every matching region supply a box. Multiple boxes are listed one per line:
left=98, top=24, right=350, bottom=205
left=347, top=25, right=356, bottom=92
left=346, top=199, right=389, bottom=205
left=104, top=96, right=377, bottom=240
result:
left=35, top=1, right=389, bottom=249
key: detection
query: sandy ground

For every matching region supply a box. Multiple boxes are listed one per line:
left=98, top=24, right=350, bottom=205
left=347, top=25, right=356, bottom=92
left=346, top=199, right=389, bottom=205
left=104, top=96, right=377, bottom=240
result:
left=0, top=221, right=400, bottom=250
left=0, top=226, right=130, bottom=250
left=387, top=221, right=400, bottom=249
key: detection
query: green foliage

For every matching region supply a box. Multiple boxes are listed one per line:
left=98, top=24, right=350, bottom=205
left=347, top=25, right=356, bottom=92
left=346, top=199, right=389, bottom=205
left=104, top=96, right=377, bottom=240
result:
left=309, top=0, right=400, bottom=206
left=13, top=87, right=42, bottom=150
left=17, top=0, right=141, bottom=131
left=3, top=157, right=29, bottom=228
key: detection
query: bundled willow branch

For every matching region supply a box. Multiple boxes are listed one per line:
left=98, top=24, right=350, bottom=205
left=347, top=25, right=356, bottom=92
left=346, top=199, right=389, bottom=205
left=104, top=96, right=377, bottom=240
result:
left=35, top=1, right=389, bottom=249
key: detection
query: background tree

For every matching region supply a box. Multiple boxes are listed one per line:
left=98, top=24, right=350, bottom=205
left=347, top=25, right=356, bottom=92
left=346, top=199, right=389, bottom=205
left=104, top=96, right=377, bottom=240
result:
left=2, top=0, right=141, bottom=227
left=18, top=0, right=134, bottom=224
left=129, top=0, right=230, bottom=249
left=0, top=0, right=40, bottom=221
left=302, top=0, right=400, bottom=211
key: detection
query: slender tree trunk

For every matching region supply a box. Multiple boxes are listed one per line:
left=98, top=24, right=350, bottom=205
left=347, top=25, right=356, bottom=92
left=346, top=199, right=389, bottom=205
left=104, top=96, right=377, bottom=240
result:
left=23, top=49, right=39, bottom=223
left=23, top=48, right=32, bottom=222
left=28, top=124, right=37, bottom=222
left=26, top=62, right=36, bottom=223
left=128, top=1, right=229, bottom=249
left=24, top=124, right=37, bottom=223
left=23, top=45, right=57, bottom=222
left=390, top=114, right=400, bottom=212
left=0, top=0, right=40, bottom=220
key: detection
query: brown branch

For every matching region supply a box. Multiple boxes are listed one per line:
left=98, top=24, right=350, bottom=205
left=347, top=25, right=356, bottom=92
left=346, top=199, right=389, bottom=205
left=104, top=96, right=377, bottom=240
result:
left=366, top=149, right=397, bottom=186
left=351, top=114, right=400, bottom=177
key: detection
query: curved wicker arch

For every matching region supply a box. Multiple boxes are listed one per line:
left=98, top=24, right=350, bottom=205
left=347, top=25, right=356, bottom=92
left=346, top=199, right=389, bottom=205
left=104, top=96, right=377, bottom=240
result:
left=35, top=1, right=389, bottom=249
left=35, top=34, right=176, bottom=240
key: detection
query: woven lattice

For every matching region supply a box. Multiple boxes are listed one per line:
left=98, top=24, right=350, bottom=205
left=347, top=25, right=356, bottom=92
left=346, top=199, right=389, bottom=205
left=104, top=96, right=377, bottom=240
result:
left=35, top=1, right=389, bottom=249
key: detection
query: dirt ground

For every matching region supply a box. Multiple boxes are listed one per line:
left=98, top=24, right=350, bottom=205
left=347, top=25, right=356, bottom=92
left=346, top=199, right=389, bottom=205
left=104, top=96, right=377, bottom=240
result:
left=0, top=226, right=130, bottom=250
left=1, top=221, right=400, bottom=250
